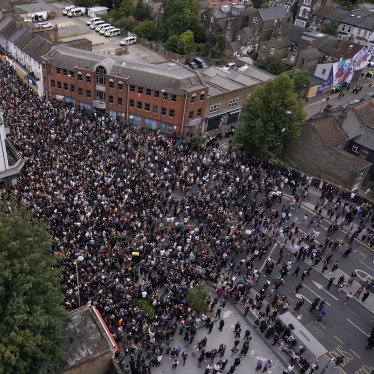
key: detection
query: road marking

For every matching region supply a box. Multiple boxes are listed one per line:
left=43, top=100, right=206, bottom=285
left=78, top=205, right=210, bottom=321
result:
left=346, top=319, right=368, bottom=336
left=334, top=336, right=344, bottom=344
left=303, top=284, right=332, bottom=306
left=295, top=293, right=311, bottom=303
left=350, top=349, right=361, bottom=359
left=310, top=282, right=338, bottom=301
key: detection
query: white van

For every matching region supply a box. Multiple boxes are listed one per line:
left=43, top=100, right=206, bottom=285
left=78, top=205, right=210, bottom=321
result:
left=95, top=23, right=111, bottom=32
left=100, top=26, right=115, bottom=35
left=120, top=36, right=137, bottom=46
left=87, top=17, right=101, bottom=25
left=68, top=7, right=85, bottom=17
left=105, top=28, right=121, bottom=37
left=91, top=20, right=105, bottom=29
left=62, top=5, right=75, bottom=16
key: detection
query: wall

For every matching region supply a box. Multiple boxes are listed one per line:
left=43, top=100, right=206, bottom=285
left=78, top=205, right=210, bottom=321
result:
left=61, top=352, right=113, bottom=374
left=288, top=123, right=361, bottom=189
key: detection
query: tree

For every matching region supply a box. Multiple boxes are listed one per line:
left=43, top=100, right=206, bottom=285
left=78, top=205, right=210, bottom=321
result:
left=0, top=203, right=66, bottom=374
left=134, top=0, right=153, bottom=22
left=180, top=30, right=195, bottom=56
left=291, top=67, right=311, bottom=96
left=186, top=284, right=208, bottom=315
left=255, top=55, right=287, bottom=75
left=115, top=16, right=136, bottom=32
left=233, top=74, right=306, bottom=156
left=133, top=20, right=159, bottom=41
left=321, top=20, right=339, bottom=36
left=165, top=34, right=182, bottom=53
left=252, top=0, right=269, bottom=8
left=119, top=0, right=135, bottom=18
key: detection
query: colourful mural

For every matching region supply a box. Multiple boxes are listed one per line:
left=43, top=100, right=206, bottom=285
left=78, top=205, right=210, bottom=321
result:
left=317, top=47, right=372, bottom=94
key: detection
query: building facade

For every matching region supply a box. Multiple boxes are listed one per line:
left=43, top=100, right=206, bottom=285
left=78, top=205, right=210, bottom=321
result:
left=42, top=45, right=209, bottom=135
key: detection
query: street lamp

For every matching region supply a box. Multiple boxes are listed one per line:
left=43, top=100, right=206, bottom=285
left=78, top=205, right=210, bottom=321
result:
left=281, top=110, right=292, bottom=150
left=75, top=255, right=84, bottom=307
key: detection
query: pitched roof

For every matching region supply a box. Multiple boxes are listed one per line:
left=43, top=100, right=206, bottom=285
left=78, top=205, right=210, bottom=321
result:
left=328, top=42, right=363, bottom=60
left=14, top=29, right=34, bottom=49
left=258, top=6, right=288, bottom=21
left=271, top=38, right=293, bottom=48
left=312, top=116, right=347, bottom=147
left=335, top=148, right=372, bottom=170
left=276, top=23, right=307, bottom=44
left=354, top=101, right=374, bottom=129
left=300, top=47, right=324, bottom=59
left=0, top=17, right=17, bottom=38
left=313, top=5, right=336, bottom=18
left=317, top=35, right=339, bottom=54
left=8, top=26, right=28, bottom=44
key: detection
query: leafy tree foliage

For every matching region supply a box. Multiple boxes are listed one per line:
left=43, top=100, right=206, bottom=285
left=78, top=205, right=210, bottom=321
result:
left=255, top=55, right=287, bottom=75
left=186, top=284, right=208, bottom=315
left=321, top=20, right=339, bottom=36
left=133, top=20, right=159, bottom=40
left=115, top=16, right=136, bottom=32
left=205, top=25, right=226, bottom=58
left=252, top=0, right=269, bottom=8
left=165, top=35, right=184, bottom=54
left=0, top=204, right=66, bottom=374
left=233, top=74, right=306, bottom=157
left=291, top=67, right=311, bottom=96
left=74, top=0, right=96, bottom=7
left=119, top=0, right=135, bottom=18
left=180, top=30, right=195, bottom=56
left=134, top=0, right=153, bottom=22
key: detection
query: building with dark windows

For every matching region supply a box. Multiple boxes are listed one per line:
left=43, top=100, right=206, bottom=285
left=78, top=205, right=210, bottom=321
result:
left=42, top=45, right=208, bottom=135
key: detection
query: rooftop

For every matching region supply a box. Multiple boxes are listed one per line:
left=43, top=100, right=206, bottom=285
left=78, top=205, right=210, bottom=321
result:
left=258, top=6, right=288, bottom=21
left=354, top=101, right=374, bottom=129
left=312, top=116, right=347, bottom=147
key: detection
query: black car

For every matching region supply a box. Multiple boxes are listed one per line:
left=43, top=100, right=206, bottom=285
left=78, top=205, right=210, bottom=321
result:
left=187, top=61, right=198, bottom=70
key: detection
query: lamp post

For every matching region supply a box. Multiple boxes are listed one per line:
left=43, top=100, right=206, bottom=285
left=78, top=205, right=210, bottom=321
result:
left=281, top=110, right=292, bottom=150
left=75, top=255, right=84, bottom=307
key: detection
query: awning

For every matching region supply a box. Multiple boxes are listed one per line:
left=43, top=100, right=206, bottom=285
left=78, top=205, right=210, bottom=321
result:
left=92, top=100, right=106, bottom=110
left=278, top=312, right=328, bottom=358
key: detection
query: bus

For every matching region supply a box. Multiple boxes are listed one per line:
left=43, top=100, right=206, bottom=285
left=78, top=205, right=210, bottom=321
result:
left=105, top=28, right=121, bottom=37
left=120, top=36, right=137, bottom=45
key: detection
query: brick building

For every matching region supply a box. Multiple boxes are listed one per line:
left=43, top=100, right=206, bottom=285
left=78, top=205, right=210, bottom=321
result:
left=42, top=45, right=208, bottom=135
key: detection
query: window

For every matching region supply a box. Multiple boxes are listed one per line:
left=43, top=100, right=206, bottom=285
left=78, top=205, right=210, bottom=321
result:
left=200, top=92, right=205, bottom=101
left=71, top=84, right=75, bottom=92
left=130, top=85, right=135, bottom=92
left=226, top=30, right=230, bottom=37
left=262, top=44, right=267, bottom=51
left=97, top=91, right=105, bottom=100
left=322, top=68, right=326, bottom=74
left=137, top=101, right=142, bottom=110
left=51, top=79, right=55, bottom=88
left=270, top=47, right=275, bottom=55
left=253, top=17, right=258, bottom=24
left=188, top=110, right=194, bottom=119
left=290, top=55, right=296, bottom=62
left=171, top=94, right=176, bottom=102
left=210, top=103, right=220, bottom=113
left=109, top=79, right=114, bottom=88
left=118, top=97, right=123, bottom=106
left=69, top=71, right=74, bottom=77
left=347, top=26, right=352, bottom=33
left=191, top=95, right=196, bottom=103
left=160, top=122, right=173, bottom=133
left=145, top=103, right=150, bottom=112
left=57, top=81, right=62, bottom=89
left=304, top=0, right=311, bottom=4
left=138, top=87, right=143, bottom=94
left=161, top=107, right=166, bottom=116
left=153, top=105, right=158, bottom=114
left=228, top=22, right=232, bottom=29
left=300, top=58, right=305, bottom=66
left=197, top=108, right=202, bottom=117
left=211, top=16, right=214, bottom=23
left=169, top=109, right=175, bottom=118
left=118, top=81, right=123, bottom=90
left=86, top=74, right=91, bottom=83
left=96, top=66, right=106, bottom=85
left=56, top=67, right=61, bottom=74
left=64, top=83, right=68, bottom=90
left=129, top=99, right=135, bottom=108
left=229, top=98, right=239, bottom=107
left=87, top=90, right=91, bottom=98
left=341, top=24, right=345, bottom=31
left=352, top=145, right=360, bottom=154
left=63, top=69, right=67, bottom=76
left=78, top=72, right=83, bottom=81
left=146, top=88, right=151, bottom=96
left=162, top=92, right=168, bottom=100
left=78, top=88, right=83, bottom=96
left=109, top=95, right=114, bottom=104
left=154, top=90, right=160, bottom=98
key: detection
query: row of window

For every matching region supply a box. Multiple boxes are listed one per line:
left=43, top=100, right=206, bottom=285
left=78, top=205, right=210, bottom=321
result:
left=209, top=98, right=239, bottom=113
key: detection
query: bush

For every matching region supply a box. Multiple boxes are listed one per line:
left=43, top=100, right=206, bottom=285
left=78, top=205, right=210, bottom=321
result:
left=187, top=283, right=209, bottom=315
left=133, top=298, right=156, bottom=318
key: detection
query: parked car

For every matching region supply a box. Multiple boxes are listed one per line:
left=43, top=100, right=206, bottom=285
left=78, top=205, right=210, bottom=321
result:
left=39, top=22, right=52, bottom=29
left=120, top=36, right=137, bottom=45
left=87, top=17, right=101, bottom=25
left=360, top=92, right=374, bottom=101
left=192, top=57, right=208, bottom=69
left=187, top=61, right=198, bottom=70
left=223, top=62, right=236, bottom=71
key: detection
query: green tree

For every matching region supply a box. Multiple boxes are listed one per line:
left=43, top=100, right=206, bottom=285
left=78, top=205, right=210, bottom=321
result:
left=180, top=30, right=195, bottom=56
left=165, top=34, right=182, bottom=53
left=0, top=203, right=66, bottom=374
left=134, top=0, right=153, bottom=21
left=321, top=20, right=339, bottom=36
left=133, top=20, right=159, bottom=40
left=119, top=0, right=135, bottom=18
left=233, top=74, right=306, bottom=156
left=115, top=16, right=136, bottom=32
left=252, top=0, right=269, bottom=8
left=186, top=284, right=208, bottom=315
left=291, top=67, right=311, bottom=96
left=255, top=55, right=287, bottom=75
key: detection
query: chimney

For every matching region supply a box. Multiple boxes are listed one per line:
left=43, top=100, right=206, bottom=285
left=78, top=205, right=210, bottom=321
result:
left=307, top=40, right=313, bottom=50
left=336, top=109, right=348, bottom=128
left=321, top=103, right=333, bottom=118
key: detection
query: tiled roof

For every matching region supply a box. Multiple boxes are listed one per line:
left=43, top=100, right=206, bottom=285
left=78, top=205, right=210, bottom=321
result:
left=313, top=5, right=337, bottom=19
left=258, top=6, right=288, bottom=21
left=354, top=101, right=374, bottom=129
left=329, top=42, right=363, bottom=60
left=312, top=116, right=347, bottom=147
left=336, top=149, right=372, bottom=170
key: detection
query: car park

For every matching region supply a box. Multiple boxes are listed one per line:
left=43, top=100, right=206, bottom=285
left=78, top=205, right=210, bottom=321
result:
left=87, top=17, right=101, bottom=25
left=91, top=20, right=105, bottom=29
left=223, top=62, right=236, bottom=71
left=187, top=61, right=198, bottom=70
left=120, top=36, right=137, bottom=45
left=360, top=92, right=374, bottom=101
left=100, top=26, right=115, bottom=35
left=95, top=23, right=111, bottom=32
left=105, top=28, right=121, bottom=37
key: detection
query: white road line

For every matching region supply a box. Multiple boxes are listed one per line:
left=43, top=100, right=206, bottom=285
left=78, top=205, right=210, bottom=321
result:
left=295, top=293, right=312, bottom=304
left=346, top=318, right=369, bottom=336
left=320, top=287, right=339, bottom=300
left=303, top=285, right=332, bottom=306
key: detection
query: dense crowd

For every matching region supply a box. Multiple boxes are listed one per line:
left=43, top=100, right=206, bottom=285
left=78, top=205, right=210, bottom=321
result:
left=1, top=63, right=373, bottom=374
